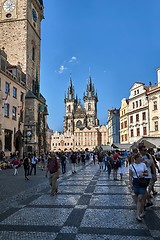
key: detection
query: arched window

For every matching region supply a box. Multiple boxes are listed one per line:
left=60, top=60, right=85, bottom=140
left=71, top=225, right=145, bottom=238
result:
left=88, top=103, right=91, bottom=111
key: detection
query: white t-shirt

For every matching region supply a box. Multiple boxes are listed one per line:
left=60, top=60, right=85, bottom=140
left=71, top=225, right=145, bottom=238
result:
left=141, top=154, right=152, bottom=178
left=129, top=163, right=147, bottom=178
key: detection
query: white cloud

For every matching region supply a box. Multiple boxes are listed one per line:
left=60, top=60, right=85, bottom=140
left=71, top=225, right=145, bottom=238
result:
left=58, top=65, right=67, bottom=74
left=69, top=56, right=78, bottom=64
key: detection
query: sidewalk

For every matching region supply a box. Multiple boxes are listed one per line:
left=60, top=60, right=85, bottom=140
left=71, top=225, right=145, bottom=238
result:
left=0, top=164, right=160, bottom=240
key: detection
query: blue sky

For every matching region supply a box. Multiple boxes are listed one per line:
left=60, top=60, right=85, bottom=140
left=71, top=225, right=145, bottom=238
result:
left=40, top=0, right=160, bottom=132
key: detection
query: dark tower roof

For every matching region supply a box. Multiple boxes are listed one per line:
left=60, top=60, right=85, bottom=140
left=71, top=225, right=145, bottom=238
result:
left=65, top=78, right=75, bottom=101
left=84, top=76, right=98, bottom=101
left=38, top=0, right=44, bottom=6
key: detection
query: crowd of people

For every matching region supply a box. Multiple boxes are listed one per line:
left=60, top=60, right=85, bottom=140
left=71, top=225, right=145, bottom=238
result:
left=1, top=146, right=160, bottom=222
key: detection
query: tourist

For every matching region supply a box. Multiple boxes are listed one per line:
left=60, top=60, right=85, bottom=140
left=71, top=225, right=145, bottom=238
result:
left=45, top=153, right=60, bottom=196
left=129, top=152, right=148, bottom=221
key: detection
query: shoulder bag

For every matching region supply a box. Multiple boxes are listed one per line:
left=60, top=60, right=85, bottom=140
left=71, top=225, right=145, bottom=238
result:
left=132, top=164, right=148, bottom=188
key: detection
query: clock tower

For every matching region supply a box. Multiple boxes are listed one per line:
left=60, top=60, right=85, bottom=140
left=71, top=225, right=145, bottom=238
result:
left=0, top=0, right=44, bottom=90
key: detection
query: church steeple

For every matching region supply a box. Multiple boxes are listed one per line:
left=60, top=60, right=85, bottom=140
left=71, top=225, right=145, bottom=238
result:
left=65, top=78, right=75, bottom=101
left=84, top=75, right=98, bottom=101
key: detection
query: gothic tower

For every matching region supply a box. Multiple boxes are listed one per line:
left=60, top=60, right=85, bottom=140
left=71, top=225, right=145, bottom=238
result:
left=0, top=0, right=44, bottom=90
left=83, top=76, right=99, bottom=127
left=64, top=79, right=77, bottom=133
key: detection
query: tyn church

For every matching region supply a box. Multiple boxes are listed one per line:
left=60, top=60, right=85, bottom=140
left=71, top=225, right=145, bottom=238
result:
left=64, top=76, right=99, bottom=133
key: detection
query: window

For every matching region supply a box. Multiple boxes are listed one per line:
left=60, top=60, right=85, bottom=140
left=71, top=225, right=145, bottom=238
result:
left=134, top=91, right=136, bottom=95
left=13, top=87, right=17, bottom=98
left=124, top=121, right=127, bottom=128
left=136, top=128, right=140, bottom=136
left=136, top=114, right=139, bottom=122
left=121, top=122, right=123, bottom=129
left=4, top=103, right=9, bottom=117
left=139, top=100, right=142, bottom=106
left=143, top=127, right=147, bottom=135
left=67, top=105, right=71, bottom=112
left=121, top=135, right=124, bottom=142
left=32, top=47, right=35, bottom=61
left=155, top=121, right=158, bottom=131
left=137, top=90, right=139, bottom=94
left=131, top=129, right=134, bottom=137
left=88, top=103, right=91, bottom=111
left=12, top=106, right=17, bottom=120
left=130, top=116, right=133, bottom=123
left=136, top=101, right=138, bottom=108
left=153, top=101, right=157, bottom=110
left=125, top=134, right=127, bottom=141
left=5, top=82, right=10, bottom=94
left=132, top=102, right=135, bottom=109
left=142, top=112, right=146, bottom=121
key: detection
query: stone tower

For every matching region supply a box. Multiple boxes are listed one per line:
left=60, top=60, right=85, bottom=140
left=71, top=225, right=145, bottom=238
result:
left=0, top=0, right=44, bottom=90
left=64, top=79, right=77, bottom=133
left=83, top=76, right=99, bottom=127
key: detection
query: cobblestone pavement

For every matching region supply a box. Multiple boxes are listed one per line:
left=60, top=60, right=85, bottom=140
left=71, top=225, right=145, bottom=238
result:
left=0, top=163, right=160, bottom=240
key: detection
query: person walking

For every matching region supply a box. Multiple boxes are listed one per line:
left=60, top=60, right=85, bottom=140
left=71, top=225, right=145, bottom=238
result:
left=45, top=153, right=60, bottom=196
left=12, top=156, right=20, bottom=176
left=30, top=154, right=38, bottom=175
left=129, top=152, right=148, bottom=221
left=70, top=152, right=77, bottom=173
left=117, top=152, right=126, bottom=180
left=60, top=152, right=66, bottom=174
left=139, top=144, right=155, bottom=208
left=23, top=157, right=29, bottom=180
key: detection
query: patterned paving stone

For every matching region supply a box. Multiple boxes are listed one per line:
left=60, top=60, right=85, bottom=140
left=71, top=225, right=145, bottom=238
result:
left=96, top=180, right=126, bottom=186
left=89, top=194, right=135, bottom=207
left=29, top=194, right=81, bottom=206
left=60, top=181, right=90, bottom=186
left=0, top=231, right=57, bottom=240
left=0, top=208, right=73, bottom=226
left=60, top=226, right=78, bottom=233
left=58, top=185, right=87, bottom=194
left=80, top=209, right=147, bottom=229
left=75, top=234, right=154, bottom=240
left=94, top=186, right=130, bottom=194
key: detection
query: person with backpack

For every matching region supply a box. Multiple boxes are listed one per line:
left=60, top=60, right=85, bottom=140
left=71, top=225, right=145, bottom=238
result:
left=45, top=153, right=60, bottom=196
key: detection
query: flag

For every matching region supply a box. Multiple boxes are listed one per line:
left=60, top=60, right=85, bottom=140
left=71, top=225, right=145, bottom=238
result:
left=3, top=92, right=9, bottom=107
left=20, top=100, right=24, bottom=112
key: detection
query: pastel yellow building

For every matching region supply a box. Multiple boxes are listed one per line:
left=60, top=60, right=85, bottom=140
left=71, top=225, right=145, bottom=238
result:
left=148, top=68, right=160, bottom=137
left=120, top=98, right=129, bottom=144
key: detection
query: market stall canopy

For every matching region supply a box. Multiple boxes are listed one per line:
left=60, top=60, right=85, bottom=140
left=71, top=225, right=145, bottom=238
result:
left=111, top=143, right=132, bottom=151
left=133, top=137, right=160, bottom=149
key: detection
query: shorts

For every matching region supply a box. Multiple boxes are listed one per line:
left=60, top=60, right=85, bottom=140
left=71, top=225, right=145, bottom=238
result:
left=133, top=178, right=147, bottom=196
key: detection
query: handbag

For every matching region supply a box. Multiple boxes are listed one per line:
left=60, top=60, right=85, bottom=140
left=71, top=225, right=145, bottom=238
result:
left=132, top=164, right=148, bottom=188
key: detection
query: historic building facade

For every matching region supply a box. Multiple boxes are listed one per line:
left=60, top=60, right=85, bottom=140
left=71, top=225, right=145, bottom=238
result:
left=127, top=82, right=149, bottom=144
left=51, top=77, right=107, bottom=152
left=0, top=0, right=48, bottom=158
left=107, top=108, right=120, bottom=145
left=64, top=77, right=99, bottom=133
left=0, top=49, right=26, bottom=157
left=148, top=68, right=160, bottom=137
left=120, top=98, right=129, bottom=144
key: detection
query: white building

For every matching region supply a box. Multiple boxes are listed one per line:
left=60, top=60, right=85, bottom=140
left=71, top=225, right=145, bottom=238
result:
left=128, top=82, right=149, bottom=144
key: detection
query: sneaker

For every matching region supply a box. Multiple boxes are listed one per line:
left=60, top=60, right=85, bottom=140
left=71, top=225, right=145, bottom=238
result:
left=140, top=212, right=145, bottom=218
left=136, top=216, right=142, bottom=221
left=153, top=191, right=158, bottom=196
left=145, top=202, right=153, bottom=208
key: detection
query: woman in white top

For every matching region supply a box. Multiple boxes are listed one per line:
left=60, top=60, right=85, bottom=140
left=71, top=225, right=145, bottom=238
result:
left=129, top=153, right=148, bottom=221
